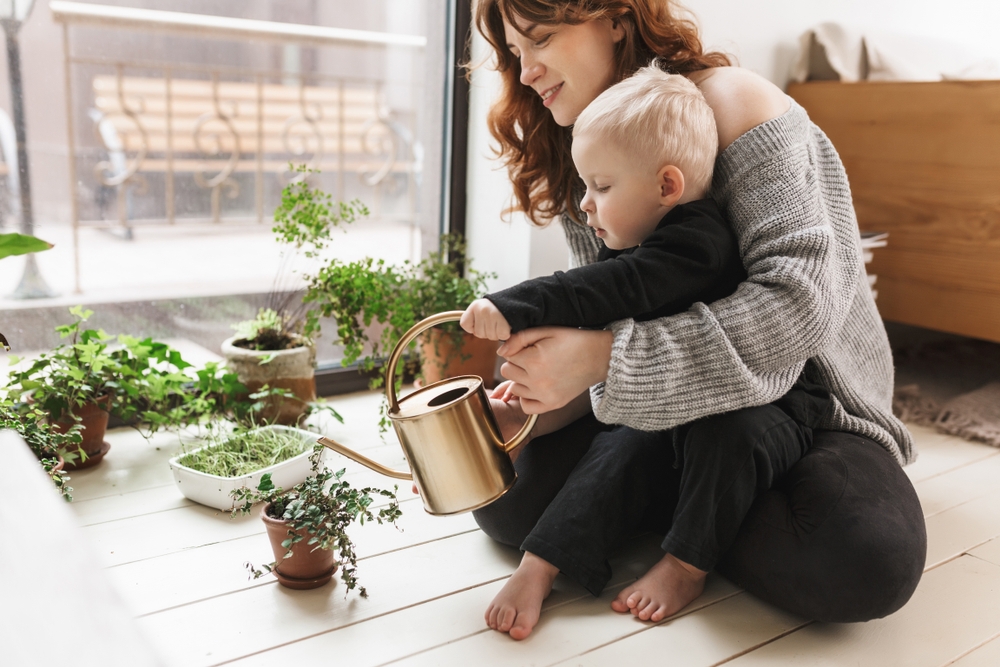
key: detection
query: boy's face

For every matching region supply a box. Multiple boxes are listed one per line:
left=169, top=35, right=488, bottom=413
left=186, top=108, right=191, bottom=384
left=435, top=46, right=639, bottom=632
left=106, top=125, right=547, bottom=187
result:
left=572, top=133, right=671, bottom=250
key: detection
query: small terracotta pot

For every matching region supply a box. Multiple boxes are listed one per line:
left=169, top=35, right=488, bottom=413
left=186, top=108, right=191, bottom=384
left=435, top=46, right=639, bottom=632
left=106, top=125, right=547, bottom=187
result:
left=419, top=329, right=499, bottom=388
left=222, top=336, right=316, bottom=425
left=52, top=395, right=112, bottom=471
left=260, top=502, right=337, bottom=590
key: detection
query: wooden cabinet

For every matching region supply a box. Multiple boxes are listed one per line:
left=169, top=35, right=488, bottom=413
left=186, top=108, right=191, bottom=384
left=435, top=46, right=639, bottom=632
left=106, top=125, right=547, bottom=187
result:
left=788, top=80, right=1000, bottom=343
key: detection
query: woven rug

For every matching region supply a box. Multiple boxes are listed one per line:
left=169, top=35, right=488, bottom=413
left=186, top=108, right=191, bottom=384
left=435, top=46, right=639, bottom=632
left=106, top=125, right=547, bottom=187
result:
left=890, top=326, right=1000, bottom=448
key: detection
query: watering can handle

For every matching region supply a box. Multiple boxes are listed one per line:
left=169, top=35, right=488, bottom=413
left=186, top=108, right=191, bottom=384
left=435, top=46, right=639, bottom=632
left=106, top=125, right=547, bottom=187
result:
left=384, top=311, right=538, bottom=454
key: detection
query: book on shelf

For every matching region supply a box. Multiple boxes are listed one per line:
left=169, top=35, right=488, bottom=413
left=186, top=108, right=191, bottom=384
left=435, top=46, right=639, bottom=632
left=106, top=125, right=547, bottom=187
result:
left=860, top=231, right=887, bottom=299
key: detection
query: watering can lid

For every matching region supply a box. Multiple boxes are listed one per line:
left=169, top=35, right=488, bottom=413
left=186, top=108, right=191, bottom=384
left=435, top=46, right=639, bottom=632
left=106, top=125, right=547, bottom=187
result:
left=391, top=375, right=483, bottom=420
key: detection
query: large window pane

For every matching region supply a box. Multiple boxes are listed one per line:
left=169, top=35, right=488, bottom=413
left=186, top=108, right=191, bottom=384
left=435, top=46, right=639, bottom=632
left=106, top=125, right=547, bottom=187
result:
left=0, top=0, right=447, bottom=370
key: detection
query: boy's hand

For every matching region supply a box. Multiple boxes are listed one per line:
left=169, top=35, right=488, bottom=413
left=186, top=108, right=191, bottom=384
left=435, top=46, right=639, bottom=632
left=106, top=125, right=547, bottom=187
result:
left=489, top=380, right=516, bottom=403
left=460, top=298, right=512, bottom=341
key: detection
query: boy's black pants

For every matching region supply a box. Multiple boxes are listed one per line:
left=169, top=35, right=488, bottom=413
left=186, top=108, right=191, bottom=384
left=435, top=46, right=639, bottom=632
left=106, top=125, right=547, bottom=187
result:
left=472, top=382, right=926, bottom=623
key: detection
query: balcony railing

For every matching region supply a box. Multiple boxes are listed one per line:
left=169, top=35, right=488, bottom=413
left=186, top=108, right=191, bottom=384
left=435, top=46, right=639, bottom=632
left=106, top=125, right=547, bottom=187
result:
left=52, top=1, right=427, bottom=292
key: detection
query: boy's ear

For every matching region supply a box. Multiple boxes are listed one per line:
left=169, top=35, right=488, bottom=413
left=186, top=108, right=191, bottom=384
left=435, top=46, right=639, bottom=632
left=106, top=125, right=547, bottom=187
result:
left=657, top=165, right=685, bottom=207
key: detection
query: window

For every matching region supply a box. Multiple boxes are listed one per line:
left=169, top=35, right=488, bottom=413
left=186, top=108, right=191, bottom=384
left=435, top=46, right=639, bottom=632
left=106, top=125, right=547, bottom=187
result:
left=0, top=0, right=457, bottom=389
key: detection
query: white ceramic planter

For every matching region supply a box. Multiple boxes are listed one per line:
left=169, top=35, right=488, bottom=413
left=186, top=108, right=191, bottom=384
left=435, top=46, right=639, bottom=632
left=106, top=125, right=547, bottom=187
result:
left=221, top=335, right=317, bottom=425
left=168, top=425, right=320, bottom=511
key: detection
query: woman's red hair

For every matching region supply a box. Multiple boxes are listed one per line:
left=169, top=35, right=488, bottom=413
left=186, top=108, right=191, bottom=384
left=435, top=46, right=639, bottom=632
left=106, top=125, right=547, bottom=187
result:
left=473, top=0, right=731, bottom=225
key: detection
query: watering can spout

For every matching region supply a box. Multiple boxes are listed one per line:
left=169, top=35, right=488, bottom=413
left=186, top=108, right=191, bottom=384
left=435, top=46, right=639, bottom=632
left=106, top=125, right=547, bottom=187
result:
left=316, top=436, right=413, bottom=480
left=315, top=311, right=536, bottom=516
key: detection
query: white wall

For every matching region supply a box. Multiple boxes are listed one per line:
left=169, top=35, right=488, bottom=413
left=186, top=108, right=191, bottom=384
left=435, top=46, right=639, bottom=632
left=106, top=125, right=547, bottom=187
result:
left=464, top=0, right=1000, bottom=290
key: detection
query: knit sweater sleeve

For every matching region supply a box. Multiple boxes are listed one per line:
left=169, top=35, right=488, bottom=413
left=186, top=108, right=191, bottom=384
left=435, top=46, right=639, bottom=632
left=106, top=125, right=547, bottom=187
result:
left=583, top=102, right=863, bottom=431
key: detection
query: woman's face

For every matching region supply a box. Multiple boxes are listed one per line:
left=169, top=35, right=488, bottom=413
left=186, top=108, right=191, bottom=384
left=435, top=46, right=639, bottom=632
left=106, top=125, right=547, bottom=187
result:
left=503, top=14, right=625, bottom=127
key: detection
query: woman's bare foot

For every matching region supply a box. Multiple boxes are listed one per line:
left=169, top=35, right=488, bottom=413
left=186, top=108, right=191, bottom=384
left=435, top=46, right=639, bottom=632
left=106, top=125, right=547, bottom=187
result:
left=611, top=553, right=707, bottom=622
left=485, top=551, right=559, bottom=640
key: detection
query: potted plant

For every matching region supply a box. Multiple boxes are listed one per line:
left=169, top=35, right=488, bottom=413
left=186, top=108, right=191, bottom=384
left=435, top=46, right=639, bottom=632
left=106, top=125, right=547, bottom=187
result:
left=231, top=445, right=402, bottom=595
left=221, top=306, right=316, bottom=426
left=168, top=424, right=318, bottom=511
left=3, top=307, right=125, bottom=469
left=2, top=306, right=230, bottom=469
left=271, top=169, right=497, bottom=392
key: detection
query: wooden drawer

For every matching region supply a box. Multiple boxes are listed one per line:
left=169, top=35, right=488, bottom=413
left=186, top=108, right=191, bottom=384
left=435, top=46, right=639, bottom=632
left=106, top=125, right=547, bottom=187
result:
left=788, top=80, right=1000, bottom=343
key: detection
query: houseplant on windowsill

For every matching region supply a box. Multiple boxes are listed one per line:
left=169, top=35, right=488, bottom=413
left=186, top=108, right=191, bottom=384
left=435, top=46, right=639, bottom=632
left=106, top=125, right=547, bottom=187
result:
left=2, top=306, right=211, bottom=469
left=231, top=445, right=402, bottom=594
left=221, top=305, right=317, bottom=426
left=4, top=307, right=125, bottom=469
left=271, top=168, right=497, bottom=428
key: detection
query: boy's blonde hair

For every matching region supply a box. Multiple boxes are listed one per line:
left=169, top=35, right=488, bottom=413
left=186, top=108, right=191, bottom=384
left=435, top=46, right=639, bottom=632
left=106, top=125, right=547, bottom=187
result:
left=573, top=64, right=718, bottom=197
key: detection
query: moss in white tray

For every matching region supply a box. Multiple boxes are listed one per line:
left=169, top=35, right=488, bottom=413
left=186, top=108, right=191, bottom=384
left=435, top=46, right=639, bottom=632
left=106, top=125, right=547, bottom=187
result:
left=177, top=427, right=309, bottom=478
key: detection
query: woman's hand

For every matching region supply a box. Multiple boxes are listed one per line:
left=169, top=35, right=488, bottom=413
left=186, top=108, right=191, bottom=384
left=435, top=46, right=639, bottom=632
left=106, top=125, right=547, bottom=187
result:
left=487, top=391, right=533, bottom=464
left=497, top=326, right=613, bottom=414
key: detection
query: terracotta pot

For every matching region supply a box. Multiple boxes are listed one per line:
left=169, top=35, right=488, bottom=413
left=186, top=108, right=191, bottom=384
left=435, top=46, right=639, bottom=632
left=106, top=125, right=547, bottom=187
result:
left=52, top=395, right=112, bottom=471
left=261, top=502, right=337, bottom=590
left=419, top=329, right=499, bottom=388
left=221, top=335, right=316, bottom=425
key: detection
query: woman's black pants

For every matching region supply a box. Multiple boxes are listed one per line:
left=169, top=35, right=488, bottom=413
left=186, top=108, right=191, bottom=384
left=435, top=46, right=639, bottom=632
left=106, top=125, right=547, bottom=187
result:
left=472, top=405, right=927, bottom=623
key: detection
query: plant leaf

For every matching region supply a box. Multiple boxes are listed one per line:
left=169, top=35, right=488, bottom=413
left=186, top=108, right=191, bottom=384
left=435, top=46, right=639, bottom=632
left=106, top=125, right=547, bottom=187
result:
left=0, top=233, right=53, bottom=260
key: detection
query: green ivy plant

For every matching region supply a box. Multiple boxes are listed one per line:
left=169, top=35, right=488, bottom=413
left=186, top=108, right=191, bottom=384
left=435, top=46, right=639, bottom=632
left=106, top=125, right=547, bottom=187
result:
left=231, top=445, right=402, bottom=598
left=0, top=400, right=76, bottom=501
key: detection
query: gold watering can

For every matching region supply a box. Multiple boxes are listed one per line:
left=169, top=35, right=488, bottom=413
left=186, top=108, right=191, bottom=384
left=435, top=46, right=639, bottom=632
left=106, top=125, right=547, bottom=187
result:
left=317, top=311, right=537, bottom=515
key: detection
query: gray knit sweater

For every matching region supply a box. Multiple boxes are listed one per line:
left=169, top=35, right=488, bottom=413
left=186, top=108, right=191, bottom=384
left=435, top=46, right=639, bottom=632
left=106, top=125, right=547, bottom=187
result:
left=561, top=100, right=914, bottom=465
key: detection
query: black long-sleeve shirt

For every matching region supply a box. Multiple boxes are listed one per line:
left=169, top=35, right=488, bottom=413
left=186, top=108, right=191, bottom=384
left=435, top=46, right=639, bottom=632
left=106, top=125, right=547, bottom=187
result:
left=486, top=199, right=747, bottom=333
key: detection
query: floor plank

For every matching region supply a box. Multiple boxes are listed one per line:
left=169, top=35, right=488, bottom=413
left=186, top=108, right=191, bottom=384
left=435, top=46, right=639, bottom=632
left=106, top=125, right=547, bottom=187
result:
left=136, top=531, right=522, bottom=666
left=553, top=591, right=805, bottom=667
left=924, top=490, right=1000, bottom=569
left=950, top=635, right=1000, bottom=667
left=719, top=556, right=1000, bottom=667
left=967, top=536, right=1000, bottom=568
left=106, top=497, right=478, bottom=616
left=903, top=425, right=999, bottom=484
left=225, top=536, right=677, bottom=667
left=391, top=576, right=746, bottom=667
left=913, top=452, right=1000, bottom=518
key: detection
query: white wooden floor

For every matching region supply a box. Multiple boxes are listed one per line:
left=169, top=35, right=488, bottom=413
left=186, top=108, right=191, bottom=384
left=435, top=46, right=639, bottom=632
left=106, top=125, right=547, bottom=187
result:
left=65, top=391, right=1000, bottom=667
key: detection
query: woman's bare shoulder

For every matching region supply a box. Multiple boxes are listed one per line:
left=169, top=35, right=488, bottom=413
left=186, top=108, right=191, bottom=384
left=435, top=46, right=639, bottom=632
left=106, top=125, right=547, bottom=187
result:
left=689, top=67, right=791, bottom=151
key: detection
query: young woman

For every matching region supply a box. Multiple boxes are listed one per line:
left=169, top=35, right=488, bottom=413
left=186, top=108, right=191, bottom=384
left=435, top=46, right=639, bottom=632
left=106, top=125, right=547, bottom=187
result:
left=469, top=0, right=927, bottom=641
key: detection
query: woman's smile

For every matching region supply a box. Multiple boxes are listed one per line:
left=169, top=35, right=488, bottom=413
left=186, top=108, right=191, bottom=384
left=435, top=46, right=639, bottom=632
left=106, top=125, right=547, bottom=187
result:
left=540, top=82, right=563, bottom=106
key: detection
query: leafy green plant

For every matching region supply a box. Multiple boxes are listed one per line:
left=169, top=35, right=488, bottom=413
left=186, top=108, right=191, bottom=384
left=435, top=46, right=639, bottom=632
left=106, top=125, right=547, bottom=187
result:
left=3, top=306, right=201, bottom=437
left=272, top=165, right=368, bottom=259
left=231, top=307, right=303, bottom=352
left=231, top=445, right=402, bottom=598
left=301, top=234, right=493, bottom=381
left=1, top=307, right=310, bottom=445
left=176, top=426, right=309, bottom=478
left=0, top=401, right=75, bottom=501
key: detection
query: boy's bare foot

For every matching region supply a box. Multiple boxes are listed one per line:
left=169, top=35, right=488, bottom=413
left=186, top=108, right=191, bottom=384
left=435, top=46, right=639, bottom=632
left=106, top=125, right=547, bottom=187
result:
left=485, top=551, right=559, bottom=640
left=611, top=552, right=707, bottom=622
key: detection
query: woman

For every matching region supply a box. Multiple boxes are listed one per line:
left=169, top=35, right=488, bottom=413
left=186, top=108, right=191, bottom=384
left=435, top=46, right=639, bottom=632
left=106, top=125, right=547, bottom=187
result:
left=470, top=0, right=926, bottom=641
